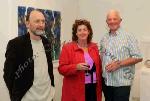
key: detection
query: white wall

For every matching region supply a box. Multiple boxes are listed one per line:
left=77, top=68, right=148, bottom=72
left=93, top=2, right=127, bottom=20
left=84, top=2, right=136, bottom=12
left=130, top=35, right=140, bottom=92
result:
left=78, top=0, right=150, bottom=42
left=0, top=1, right=12, bottom=100
left=78, top=0, right=150, bottom=100
left=0, top=0, right=79, bottom=101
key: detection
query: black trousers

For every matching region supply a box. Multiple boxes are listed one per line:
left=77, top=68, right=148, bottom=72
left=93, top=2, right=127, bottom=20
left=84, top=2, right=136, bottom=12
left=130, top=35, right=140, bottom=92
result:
left=85, top=83, right=97, bottom=101
left=102, top=78, right=131, bottom=101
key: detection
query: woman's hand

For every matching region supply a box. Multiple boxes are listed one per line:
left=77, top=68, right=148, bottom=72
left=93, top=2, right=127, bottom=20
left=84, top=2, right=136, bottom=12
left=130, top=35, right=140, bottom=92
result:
left=76, top=63, right=89, bottom=71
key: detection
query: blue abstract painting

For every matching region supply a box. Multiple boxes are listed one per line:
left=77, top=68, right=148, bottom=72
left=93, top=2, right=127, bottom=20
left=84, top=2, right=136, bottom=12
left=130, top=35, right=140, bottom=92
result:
left=18, top=6, right=61, bottom=60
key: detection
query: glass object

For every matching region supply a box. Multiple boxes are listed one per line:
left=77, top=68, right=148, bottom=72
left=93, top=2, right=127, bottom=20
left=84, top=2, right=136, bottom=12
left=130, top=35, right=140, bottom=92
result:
left=85, top=64, right=90, bottom=76
left=144, top=59, right=150, bottom=68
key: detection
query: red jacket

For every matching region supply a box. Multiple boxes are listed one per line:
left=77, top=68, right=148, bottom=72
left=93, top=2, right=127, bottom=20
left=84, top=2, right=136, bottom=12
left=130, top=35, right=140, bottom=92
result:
left=58, top=41, right=102, bottom=101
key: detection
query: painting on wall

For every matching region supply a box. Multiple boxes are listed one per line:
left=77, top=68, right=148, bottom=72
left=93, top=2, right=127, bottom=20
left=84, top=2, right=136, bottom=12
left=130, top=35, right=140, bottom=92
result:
left=18, top=6, right=61, bottom=61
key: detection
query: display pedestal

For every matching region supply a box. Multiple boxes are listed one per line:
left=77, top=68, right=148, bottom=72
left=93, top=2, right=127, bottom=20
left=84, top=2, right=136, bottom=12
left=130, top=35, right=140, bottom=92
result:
left=140, top=67, right=150, bottom=101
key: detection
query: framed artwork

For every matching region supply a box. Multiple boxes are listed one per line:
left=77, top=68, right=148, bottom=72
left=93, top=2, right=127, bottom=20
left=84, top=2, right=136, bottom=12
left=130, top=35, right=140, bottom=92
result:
left=18, top=6, right=61, bottom=61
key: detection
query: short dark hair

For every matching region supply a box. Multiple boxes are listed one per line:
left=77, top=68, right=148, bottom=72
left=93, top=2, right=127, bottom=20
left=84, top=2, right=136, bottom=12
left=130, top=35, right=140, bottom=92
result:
left=72, top=19, right=93, bottom=43
left=26, top=9, right=44, bottom=21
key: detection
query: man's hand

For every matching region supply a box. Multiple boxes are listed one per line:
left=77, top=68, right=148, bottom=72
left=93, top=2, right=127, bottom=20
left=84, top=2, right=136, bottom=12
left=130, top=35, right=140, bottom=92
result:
left=106, top=60, right=121, bottom=72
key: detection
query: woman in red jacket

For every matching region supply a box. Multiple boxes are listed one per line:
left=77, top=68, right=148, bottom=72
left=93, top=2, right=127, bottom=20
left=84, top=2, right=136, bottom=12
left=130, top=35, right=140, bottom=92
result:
left=58, top=19, right=102, bottom=101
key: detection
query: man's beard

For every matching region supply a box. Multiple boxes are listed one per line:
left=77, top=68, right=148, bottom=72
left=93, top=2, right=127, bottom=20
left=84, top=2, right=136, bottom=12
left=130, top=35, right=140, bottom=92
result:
left=32, top=30, right=45, bottom=36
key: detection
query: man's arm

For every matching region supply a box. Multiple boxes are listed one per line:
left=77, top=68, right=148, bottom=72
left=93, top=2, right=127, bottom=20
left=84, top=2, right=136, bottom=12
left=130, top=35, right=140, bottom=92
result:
left=106, top=57, right=143, bottom=72
left=119, top=58, right=142, bottom=67
left=3, top=40, right=17, bottom=95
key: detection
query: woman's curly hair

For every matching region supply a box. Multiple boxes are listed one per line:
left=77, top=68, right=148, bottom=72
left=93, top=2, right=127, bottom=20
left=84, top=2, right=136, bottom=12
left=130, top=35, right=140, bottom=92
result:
left=72, top=19, right=93, bottom=43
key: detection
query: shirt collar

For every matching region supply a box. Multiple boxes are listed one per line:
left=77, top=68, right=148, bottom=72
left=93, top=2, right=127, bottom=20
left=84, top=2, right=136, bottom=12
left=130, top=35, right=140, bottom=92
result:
left=108, top=27, right=122, bottom=36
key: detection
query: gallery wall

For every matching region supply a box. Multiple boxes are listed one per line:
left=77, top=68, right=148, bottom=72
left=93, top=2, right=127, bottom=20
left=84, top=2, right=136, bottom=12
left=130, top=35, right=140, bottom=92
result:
left=78, top=0, right=150, bottom=43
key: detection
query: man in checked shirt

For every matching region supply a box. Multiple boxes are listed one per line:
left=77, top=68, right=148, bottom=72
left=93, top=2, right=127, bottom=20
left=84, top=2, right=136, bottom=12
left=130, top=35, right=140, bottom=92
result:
left=100, top=9, right=143, bottom=101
